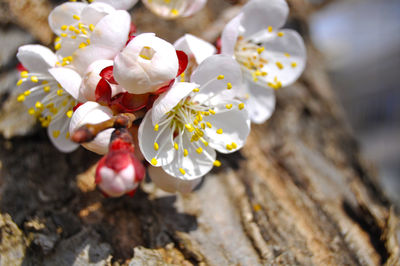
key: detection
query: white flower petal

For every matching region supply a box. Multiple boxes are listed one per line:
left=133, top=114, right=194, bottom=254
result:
left=174, top=34, right=216, bottom=64
left=73, top=10, right=131, bottom=73
left=81, top=2, right=116, bottom=26
left=48, top=2, right=87, bottom=35
left=96, top=0, right=138, bottom=10
left=69, top=101, right=114, bottom=154
left=240, top=0, right=289, bottom=38
left=257, top=29, right=306, bottom=87
left=80, top=59, right=113, bottom=101
left=49, top=67, right=83, bottom=101
left=152, top=81, right=198, bottom=126
left=191, top=54, right=242, bottom=103
left=138, top=109, right=175, bottom=167
left=221, top=13, right=243, bottom=56
left=163, top=133, right=215, bottom=179
left=181, top=0, right=207, bottom=17
left=47, top=116, right=79, bottom=153
left=245, top=81, right=276, bottom=124
left=113, top=33, right=179, bottom=94
left=17, top=45, right=58, bottom=73
left=148, top=166, right=202, bottom=194
left=204, top=102, right=250, bottom=153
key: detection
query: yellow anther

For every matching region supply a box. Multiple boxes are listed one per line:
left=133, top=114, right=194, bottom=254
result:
left=213, top=160, right=221, bottom=167
left=206, top=122, right=212, bottom=128
left=196, top=147, right=203, bottom=154
left=276, top=62, right=284, bottom=70
left=16, top=79, right=23, bottom=86
left=231, top=142, right=238, bottom=149
left=55, top=36, right=61, bottom=43
left=174, top=142, right=179, bottom=150
left=193, top=88, right=200, bottom=93
left=238, top=103, right=245, bottom=110
left=201, top=123, right=206, bottom=129
left=55, top=43, right=61, bottom=50
left=68, top=25, right=76, bottom=31
left=217, top=75, right=225, bottom=80
left=35, top=101, right=43, bottom=109
left=73, top=15, right=80, bottom=20
left=183, top=149, right=188, bottom=157
left=89, top=24, right=95, bottom=31
left=226, top=144, right=233, bottom=151
left=154, top=142, right=159, bottom=151
left=171, top=9, right=179, bottom=16
left=151, top=158, right=158, bottom=165
left=216, top=128, right=223, bottom=134
left=43, top=86, right=51, bottom=92
left=185, top=124, right=194, bottom=132
left=60, top=33, right=68, bottom=37
left=66, top=110, right=73, bottom=118
left=31, top=76, right=39, bottom=83
left=201, top=139, right=209, bottom=146
left=86, top=39, right=91, bottom=45
left=285, top=53, right=291, bottom=57
left=225, top=104, right=233, bottom=109
left=291, top=62, right=298, bottom=68
left=79, top=42, right=87, bottom=49
left=203, top=111, right=210, bottom=116
left=28, top=108, right=35, bottom=115
left=57, top=89, right=63, bottom=96
left=71, top=36, right=76, bottom=39
left=17, top=94, right=25, bottom=102
left=257, top=47, right=265, bottom=54
left=81, top=29, right=88, bottom=35
left=53, top=130, right=60, bottom=138
left=267, top=26, right=273, bottom=32
left=261, top=71, right=268, bottom=76
left=78, top=23, right=84, bottom=29
left=66, top=132, right=70, bottom=139
left=277, top=32, right=284, bottom=37
left=61, top=25, right=68, bottom=31
left=226, top=82, right=232, bottom=90
left=23, top=90, right=31, bottom=96
left=20, top=71, right=28, bottom=78
left=179, top=168, right=186, bottom=175
left=209, top=109, right=216, bottom=115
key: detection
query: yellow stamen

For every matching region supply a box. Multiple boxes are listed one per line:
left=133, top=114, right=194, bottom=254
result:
left=213, top=160, right=221, bottom=167
left=66, top=110, right=73, bottom=118
left=174, top=142, right=179, bottom=150
left=154, top=124, right=159, bottom=131
left=225, top=104, right=233, bottom=109
left=151, top=158, right=158, bottom=165
left=216, top=128, right=223, bottom=134
left=183, top=149, right=188, bottom=157
left=238, top=103, right=245, bottom=110
left=196, top=147, right=203, bottom=154
left=154, top=142, right=159, bottom=151
left=179, top=168, right=186, bottom=175
left=217, top=75, right=225, bottom=80
left=227, top=82, right=232, bottom=90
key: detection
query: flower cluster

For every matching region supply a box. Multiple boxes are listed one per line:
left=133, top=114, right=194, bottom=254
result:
left=15, top=0, right=305, bottom=196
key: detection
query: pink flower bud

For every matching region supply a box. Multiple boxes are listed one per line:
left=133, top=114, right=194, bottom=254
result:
left=95, top=138, right=145, bottom=197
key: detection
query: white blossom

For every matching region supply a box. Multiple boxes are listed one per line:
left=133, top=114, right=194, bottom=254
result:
left=113, top=33, right=179, bottom=94
left=221, top=0, right=306, bottom=124
left=138, top=54, right=250, bottom=181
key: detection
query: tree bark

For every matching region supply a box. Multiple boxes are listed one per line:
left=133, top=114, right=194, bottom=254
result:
left=0, top=0, right=399, bottom=265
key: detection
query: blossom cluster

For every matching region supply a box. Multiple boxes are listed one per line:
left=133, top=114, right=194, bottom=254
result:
left=15, top=0, right=306, bottom=196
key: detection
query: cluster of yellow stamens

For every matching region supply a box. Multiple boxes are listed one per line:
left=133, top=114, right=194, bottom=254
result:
left=234, top=26, right=298, bottom=90
left=150, top=75, right=245, bottom=176
left=54, top=12, right=94, bottom=54
left=16, top=71, right=76, bottom=139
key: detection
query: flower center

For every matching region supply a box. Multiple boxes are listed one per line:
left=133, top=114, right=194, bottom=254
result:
left=143, top=0, right=189, bottom=18
left=54, top=13, right=94, bottom=64
left=16, top=70, right=76, bottom=139
left=234, top=36, right=269, bottom=83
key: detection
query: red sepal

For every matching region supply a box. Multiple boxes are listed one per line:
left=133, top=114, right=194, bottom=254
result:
left=110, top=138, right=134, bottom=153
left=215, top=37, right=222, bottom=54
left=126, top=189, right=137, bottom=197
left=129, top=23, right=137, bottom=36
left=126, top=35, right=135, bottom=46
left=99, top=66, right=117, bottom=85
left=17, top=63, right=27, bottom=72
left=95, top=78, right=112, bottom=105
left=132, top=157, right=145, bottom=182
left=110, top=92, right=149, bottom=113
left=154, top=79, right=175, bottom=95
left=95, top=156, right=107, bottom=184
left=72, top=102, right=83, bottom=112
left=176, top=50, right=188, bottom=77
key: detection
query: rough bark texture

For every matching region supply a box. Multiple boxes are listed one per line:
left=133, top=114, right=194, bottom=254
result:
left=0, top=0, right=399, bottom=265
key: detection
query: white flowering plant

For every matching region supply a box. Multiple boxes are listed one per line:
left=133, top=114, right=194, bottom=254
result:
left=15, top=0, right=306, bottom=196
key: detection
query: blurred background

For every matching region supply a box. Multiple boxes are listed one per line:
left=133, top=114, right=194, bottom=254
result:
left=309, top=0, right=400, bottom=206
